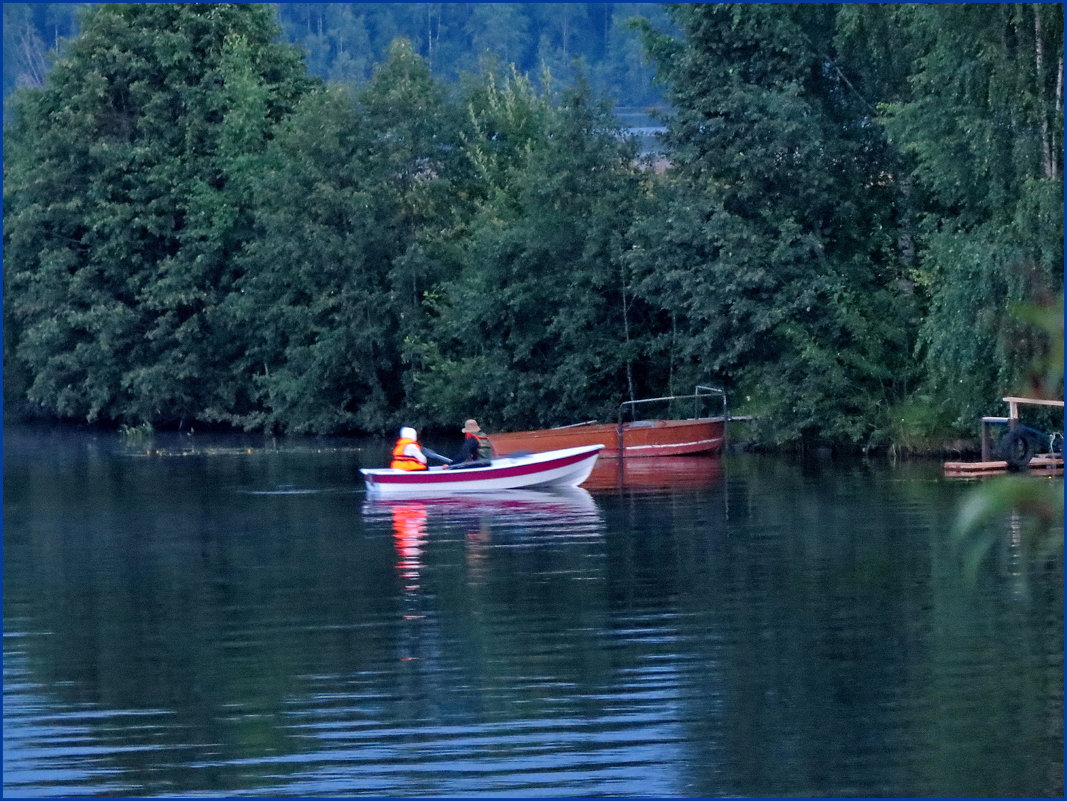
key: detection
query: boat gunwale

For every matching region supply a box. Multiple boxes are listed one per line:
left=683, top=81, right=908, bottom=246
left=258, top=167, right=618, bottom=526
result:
left=361, top=445, right=603, bottom=488
left=488, top=417, right=726, bottom=459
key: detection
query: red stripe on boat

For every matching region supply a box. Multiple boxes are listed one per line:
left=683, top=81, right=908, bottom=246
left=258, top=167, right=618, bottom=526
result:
left=370, top=449, right=593, bottom=485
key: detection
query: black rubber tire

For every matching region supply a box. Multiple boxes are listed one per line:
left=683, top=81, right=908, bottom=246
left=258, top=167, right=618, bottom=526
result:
left=998, top=430, right=1034, bottom=471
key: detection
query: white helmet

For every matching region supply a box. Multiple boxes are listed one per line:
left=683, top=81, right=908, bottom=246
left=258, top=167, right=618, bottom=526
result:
left=400, top=426, right=417, bottom=440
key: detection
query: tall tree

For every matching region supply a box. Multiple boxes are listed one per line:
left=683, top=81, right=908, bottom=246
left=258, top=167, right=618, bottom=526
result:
left=3, top=3, right=315, bottom=425
left=632, top=3, right=914, bottom=447
left=213, top=87, right=397, bottom=434
left=413, top=70, right=645, bottom=429
left=357, top=39, right=470, bottom=428
left=213, top=40, right=465, bottom=435
left=877, top=4, right=1063, bottom=426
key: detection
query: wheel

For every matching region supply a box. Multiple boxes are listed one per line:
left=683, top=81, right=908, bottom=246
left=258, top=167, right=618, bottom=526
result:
left=998, top=429, right=1034, bottom=470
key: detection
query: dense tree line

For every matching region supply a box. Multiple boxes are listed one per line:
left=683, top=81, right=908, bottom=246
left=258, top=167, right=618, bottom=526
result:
left=4, top=3, right=1062, bottom=450
left=3, top=3, right=670, bottom=114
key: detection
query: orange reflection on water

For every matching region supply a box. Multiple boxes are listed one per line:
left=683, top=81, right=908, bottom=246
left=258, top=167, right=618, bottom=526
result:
left=391, top=502, right=428, bottom=592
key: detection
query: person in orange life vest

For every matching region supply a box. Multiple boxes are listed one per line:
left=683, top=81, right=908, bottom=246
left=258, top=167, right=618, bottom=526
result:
left=452, top=418, right=495, bottom=464
left=390, top=426, right=428, bottom=471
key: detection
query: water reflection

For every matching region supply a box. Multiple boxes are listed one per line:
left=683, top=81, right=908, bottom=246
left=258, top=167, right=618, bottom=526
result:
left=368, top=488, right=608, bottom=671
left=364, top=487, right=604, bottom=543
left=4, top=427, right=1061, bottom=798
left=584, top=456, right=724, bottom=491
left=376, top=489, right=605, bottom=584
left=391, top=503, right=429, bottom=593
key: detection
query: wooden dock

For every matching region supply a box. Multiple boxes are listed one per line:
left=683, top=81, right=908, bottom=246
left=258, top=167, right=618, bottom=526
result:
left=945, top=395, right=1063, bottom=477
left=944, top=453, right=1064, bottom=478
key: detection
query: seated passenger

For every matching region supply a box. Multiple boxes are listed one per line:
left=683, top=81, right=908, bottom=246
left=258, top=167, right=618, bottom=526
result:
left=390, top=426, right=428, bottom=471
left=451, top=418, right=495, bottom=466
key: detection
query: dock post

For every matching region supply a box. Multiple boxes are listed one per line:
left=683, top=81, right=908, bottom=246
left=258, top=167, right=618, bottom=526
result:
left=980, top=416, right=1012, bottom=462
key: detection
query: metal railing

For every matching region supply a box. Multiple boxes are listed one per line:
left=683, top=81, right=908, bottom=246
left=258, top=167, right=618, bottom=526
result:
left=618, top=385, right=728, bottom=426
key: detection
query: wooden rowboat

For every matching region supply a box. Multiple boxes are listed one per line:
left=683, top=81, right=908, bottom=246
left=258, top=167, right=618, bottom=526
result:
left=488, top=385, right=729, bottom=459
left=489, top=418, right=725, bottom=459
left=361, top=445, right=603, bottom=495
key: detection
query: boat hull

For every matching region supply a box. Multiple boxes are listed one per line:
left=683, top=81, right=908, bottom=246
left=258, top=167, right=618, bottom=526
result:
left=488, top=418, right=725, bottom=458
left=361, top=445, right=604, bottom=495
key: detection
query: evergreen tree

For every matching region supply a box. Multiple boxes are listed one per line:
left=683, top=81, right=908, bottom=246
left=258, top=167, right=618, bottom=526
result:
left=214, top=39, right=466, bottom=434
left=4, top=3, right=316, bottom=425
left=414, top=70, right=644, bottom=429
left=632, top=3, right=915, bottom=447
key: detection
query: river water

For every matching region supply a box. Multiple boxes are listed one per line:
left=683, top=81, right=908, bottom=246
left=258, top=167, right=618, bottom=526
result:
left=3, top=424, right=1062, bottom=797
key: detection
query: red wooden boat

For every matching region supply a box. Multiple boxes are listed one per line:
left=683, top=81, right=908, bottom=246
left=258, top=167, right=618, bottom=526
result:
left=488, top=386, right=729, bottom=459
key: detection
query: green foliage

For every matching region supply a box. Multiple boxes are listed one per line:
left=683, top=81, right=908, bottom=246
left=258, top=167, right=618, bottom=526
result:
left=213, top=86, right=396, bottom=434
left=210, top=39, right=466, bottom=435
left=876, top=4, right=1063, bottom=429
left=911, top=232, right=1045, bottom=427
left=4, top=3, right=316, bottom=425
left=2, top=3, right=1061, bottom=449
left=882, top=396, right=960, bottom=457
left=412, top=70, right=645, bottom=430
left=954, top=475, right=1064, bottom=582
left=630, top=3, right=917, bottom=447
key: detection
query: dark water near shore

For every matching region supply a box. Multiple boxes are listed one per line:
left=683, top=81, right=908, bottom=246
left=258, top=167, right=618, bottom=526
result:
left=3, top=425, right=1062, bottom=797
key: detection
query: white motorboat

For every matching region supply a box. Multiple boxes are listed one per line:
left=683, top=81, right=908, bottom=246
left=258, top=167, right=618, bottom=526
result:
left=360, top=444, right=603, bottom=495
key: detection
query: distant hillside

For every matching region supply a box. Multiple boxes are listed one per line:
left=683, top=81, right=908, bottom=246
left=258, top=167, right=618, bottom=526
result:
left=3, top=2, right=670, bottom=113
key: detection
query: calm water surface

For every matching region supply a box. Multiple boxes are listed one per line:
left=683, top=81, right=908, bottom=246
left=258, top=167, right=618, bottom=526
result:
left=3, top=425, right=1062, bottom=797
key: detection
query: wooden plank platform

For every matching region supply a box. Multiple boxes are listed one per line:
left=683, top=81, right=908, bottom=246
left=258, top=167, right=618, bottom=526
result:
left=944, top=454, right=1064, bottom=477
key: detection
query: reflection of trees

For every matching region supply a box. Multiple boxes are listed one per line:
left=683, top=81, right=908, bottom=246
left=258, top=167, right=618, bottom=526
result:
left=380, top=490, right=614, bottom=722
left=603, top=455, right=1062, bottom=797
left=5, top=430, right=404, bottom=791
left=5, top=432, right=1062, bottom=796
